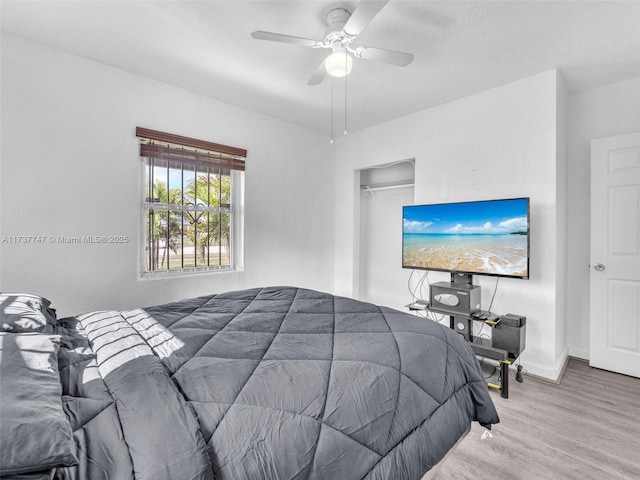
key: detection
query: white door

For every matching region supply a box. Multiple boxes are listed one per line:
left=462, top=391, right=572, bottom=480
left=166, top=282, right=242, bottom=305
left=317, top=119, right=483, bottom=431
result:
left=590, top=132, right=640, bottom=378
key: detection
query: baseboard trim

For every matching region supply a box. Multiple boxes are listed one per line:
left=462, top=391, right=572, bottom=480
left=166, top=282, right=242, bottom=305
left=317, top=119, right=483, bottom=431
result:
left=518, top=347, right=570, bottom=383
left=568, top=347, right=589, bottom=361
left=554, top=349, right=571, bottom=383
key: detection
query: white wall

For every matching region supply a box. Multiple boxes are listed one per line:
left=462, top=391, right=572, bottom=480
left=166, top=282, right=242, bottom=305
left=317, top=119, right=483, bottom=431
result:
left=5, top=31, right=639, bottom=377
left=335, top=71, right=567, bottom=380
left=566, top=76, right=640, bottom=359
left=0, top=34, right=336, bottom=317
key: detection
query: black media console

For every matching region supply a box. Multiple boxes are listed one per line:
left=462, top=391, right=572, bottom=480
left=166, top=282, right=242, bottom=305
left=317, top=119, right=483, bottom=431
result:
left=409, top=273, right=526, bottom=399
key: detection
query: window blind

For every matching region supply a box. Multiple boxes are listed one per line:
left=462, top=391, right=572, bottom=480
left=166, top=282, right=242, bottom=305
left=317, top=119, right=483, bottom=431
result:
left=136, top=127, right=246, bottom=171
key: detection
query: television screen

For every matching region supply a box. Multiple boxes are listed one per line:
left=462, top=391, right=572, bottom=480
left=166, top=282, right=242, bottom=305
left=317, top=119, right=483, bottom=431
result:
left=402, top=197, right=530, bottom=279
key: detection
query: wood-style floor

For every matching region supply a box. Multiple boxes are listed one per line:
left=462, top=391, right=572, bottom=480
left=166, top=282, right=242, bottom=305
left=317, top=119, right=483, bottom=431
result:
left=435, top=358, right=640, bottom=480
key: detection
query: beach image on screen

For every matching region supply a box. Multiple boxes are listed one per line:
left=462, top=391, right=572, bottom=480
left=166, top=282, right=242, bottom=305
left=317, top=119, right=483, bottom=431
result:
left=403, top=199, right=529, bottom=277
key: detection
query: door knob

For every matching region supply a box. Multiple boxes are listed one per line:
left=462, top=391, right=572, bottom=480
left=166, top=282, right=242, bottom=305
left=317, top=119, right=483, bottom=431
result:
left=593, top=263, right=606, bottom=271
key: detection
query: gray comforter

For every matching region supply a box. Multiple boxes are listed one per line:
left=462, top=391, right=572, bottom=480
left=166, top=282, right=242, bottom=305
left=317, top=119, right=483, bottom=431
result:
left=10, top=286, right=500, bottom=479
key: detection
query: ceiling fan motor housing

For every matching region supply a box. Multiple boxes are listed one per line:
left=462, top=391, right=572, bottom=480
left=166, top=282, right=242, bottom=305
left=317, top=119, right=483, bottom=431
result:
left=324, top=8, right=353, bottom=45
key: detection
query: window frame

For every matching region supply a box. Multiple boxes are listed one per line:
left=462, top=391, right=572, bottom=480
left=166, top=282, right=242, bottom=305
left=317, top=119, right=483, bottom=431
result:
left=136, top=128, right=245, bottom=279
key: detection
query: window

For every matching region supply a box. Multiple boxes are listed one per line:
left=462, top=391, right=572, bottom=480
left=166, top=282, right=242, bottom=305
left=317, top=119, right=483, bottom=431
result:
left=136, top=127, right=246, bottom=277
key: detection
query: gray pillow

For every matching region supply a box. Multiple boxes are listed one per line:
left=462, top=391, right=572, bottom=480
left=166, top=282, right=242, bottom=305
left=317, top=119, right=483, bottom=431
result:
left=0, top=293, right=56, bottom=333
left=0, top=333, right=78, bottom=475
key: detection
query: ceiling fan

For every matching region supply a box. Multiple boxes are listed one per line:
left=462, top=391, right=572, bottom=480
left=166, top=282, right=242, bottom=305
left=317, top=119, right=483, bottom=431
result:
left=251, top=0, right=414, bottom=85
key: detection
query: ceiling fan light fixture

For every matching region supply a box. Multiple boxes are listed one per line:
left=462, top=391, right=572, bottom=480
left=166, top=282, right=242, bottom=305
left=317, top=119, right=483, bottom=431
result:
left=324, top=50, right=353, bottom=78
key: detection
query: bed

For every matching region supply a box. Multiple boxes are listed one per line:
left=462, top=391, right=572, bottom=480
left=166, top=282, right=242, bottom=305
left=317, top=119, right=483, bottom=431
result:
left=0, top=286, right=499, bottom=480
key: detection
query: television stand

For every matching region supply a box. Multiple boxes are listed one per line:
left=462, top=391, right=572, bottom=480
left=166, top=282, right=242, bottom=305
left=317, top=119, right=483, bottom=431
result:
left=407, top=303, right=522, bottom=399
left=448, top=311, right=518, bottom=398
left=408, top=273, right=525, bottom=398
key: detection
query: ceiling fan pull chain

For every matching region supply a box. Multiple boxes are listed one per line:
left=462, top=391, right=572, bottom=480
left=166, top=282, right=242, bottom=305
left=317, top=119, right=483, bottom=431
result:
left=344, top=53, right=348, bottom=136
left=330, top=83, right=334, bottom=144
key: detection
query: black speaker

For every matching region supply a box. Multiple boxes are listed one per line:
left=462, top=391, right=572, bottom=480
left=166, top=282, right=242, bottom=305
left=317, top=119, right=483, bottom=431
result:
left=429, top=281, right=481, bottom=316
left=492, top=314, right=526, bottom=356
left=452, top=316, right=472, bottom=341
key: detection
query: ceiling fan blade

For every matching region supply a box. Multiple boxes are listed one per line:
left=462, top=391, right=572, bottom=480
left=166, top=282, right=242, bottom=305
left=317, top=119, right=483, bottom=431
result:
left=307, top=61, right=327, bottom=86
left=251, top=31, right=322, bottom=48
left=354, top=46, right=414, bottom=66
left=343, top=0, right=389, bottom=37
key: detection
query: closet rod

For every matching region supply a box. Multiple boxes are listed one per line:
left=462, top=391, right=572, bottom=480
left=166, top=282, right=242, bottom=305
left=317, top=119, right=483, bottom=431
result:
left=361, top=182, right=415, bottom=192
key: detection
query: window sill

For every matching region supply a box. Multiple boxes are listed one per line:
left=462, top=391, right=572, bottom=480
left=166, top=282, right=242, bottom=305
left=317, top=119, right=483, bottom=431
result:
left=139, top=267, right=241, bottom=281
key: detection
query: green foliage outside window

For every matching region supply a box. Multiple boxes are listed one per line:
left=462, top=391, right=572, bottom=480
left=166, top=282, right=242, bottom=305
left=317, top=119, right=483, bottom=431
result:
left=145, top=166, right=232, bottom=273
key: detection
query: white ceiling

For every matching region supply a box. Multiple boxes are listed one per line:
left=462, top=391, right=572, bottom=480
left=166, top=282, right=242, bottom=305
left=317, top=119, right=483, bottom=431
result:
left=2, top=1, right=640, bottom=136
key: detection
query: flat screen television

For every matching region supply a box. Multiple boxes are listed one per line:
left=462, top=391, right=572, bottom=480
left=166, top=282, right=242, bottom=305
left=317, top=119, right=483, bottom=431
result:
left=402, top=197, right=530, bottom=279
